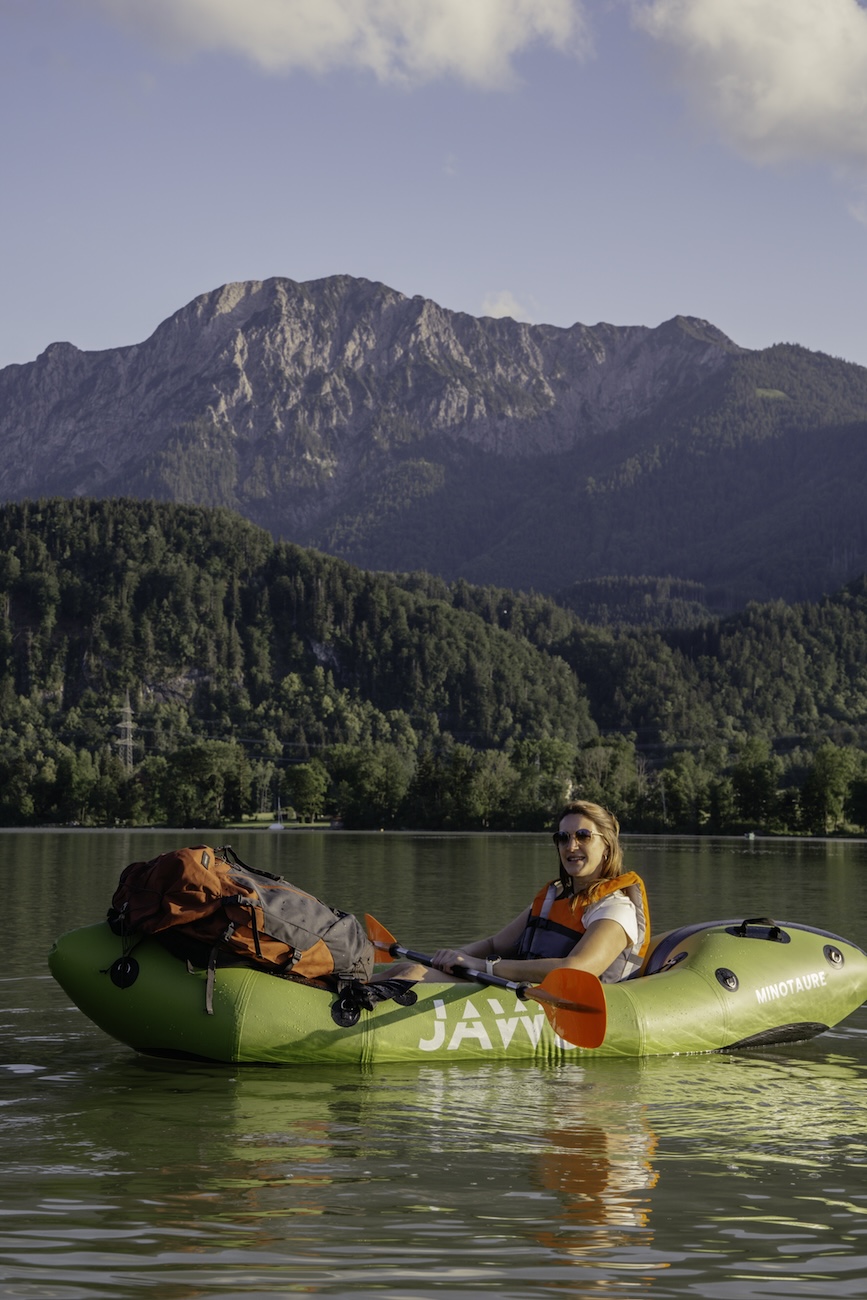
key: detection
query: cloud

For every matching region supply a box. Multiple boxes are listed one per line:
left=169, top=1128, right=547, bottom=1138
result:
left=481, top=290, right=532, bottom=321
left=629, top=1, right=867, bottom=230
left=849, top=190, right=867, bottom=225
left=92, top=0, right=590, bottom=87
left=633, top=0, right=867, bottom=168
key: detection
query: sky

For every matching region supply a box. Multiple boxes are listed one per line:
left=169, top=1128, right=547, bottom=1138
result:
left=2, top=0, right=867, bottom=372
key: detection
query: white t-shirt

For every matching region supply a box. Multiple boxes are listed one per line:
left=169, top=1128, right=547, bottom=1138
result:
left=582, top=889, right=643, bottom=983
left=582, top=889, right=639, bottom=944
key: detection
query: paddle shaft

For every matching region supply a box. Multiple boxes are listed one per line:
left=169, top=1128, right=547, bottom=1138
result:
left=383, top=939, right=585, bottom=1011
left=364, top=913, right=607, bottom=1047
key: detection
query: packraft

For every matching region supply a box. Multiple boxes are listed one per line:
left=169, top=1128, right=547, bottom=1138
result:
left=107, top=844, right=375, bottom=1011
left=49, top=915, right=867, bottom=1063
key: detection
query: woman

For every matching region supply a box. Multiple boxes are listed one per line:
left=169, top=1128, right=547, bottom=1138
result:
left=398, top=801, right=649, bottom=985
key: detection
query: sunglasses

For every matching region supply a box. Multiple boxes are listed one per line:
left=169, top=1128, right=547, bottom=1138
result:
left=552, top=829, right=599, bottom=846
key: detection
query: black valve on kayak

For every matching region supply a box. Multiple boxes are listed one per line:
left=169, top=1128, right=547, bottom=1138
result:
left=331, top=989, right=362, bottom=1027
left=105, top=956, right=140, bottom=988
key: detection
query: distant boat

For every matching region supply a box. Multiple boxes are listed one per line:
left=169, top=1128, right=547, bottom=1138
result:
left=268, top=799, right=285, bottom=831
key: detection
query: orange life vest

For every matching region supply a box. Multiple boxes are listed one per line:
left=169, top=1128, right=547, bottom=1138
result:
left=515, top=872, right=651, bottom=982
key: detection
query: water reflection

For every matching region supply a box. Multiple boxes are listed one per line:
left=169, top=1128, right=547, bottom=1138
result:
left=533, top=1122, right=658, bottom=1238
left=3, top=1040, right=867, bottom=1297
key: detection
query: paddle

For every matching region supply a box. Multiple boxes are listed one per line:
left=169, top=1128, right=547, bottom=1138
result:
left=364, top=914, right=607, bottom=1050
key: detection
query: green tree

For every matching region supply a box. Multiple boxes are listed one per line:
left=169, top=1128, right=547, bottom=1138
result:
left=122, top=755, right=170, bottom=825
left=283, top=760, right=330, bottom=823
left=572, top=736, right=639, bottom=811
left=54, top=748, right=100, bottom=824
left=658, top=752, right=712, bottom=832
left=327, top=743, right=415, bottom=828
left=0, top=754, right=36, bottom=822
left=731, top=737, right=782, bottom=829
left=800, top=744, right=857, bottom=834
left=508, top=738, right=577, bottom=827
left=163, top=741, right=252, bottom=826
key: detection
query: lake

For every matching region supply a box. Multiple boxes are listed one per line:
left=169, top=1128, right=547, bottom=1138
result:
left=2, top=829, right=867, bottom=1298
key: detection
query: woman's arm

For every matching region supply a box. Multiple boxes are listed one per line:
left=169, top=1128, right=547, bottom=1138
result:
left=428, top=908, right=531, bottom=970
left=375, top=909, right=533, bottom=985
left=438, top=917, right=630, bottom=984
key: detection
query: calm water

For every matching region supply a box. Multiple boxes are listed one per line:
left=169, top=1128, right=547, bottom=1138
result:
left=2, top=829, right=867, bottom=1299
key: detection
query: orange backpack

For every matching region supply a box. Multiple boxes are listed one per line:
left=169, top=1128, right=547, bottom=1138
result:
left=107, top=845, right=374, bottom=1004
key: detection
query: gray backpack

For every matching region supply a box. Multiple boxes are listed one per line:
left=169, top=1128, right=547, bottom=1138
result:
left=107, top=844, right=374, bottom=1009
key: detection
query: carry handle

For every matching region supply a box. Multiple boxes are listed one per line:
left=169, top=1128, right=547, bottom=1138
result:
left=732, top=917, right=783, bottom=941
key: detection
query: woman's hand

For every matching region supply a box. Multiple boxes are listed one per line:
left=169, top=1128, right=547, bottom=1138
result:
left=431, top=948, right=483, bottom=974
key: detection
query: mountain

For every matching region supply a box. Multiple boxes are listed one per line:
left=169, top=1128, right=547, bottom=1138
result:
left=2, top=274, right=866, bottom=612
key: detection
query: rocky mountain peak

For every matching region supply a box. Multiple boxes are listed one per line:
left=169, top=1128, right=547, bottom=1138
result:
left=0, top=275, right=742, bottom=502
left=0, top=275, right=759, bottom=581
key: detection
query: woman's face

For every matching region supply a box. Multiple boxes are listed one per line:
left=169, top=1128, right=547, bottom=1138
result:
left=556, top=812, right=608, bottom=889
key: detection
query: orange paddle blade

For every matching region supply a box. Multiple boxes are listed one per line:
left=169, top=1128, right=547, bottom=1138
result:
left=364, top=913, right=397, bottom=963
left=531, top=968, right=608, bottom=1049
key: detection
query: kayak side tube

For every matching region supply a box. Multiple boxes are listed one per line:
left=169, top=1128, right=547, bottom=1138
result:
left=605, top=918, right=867, bottom=1057
left=48, top=918, right=867, bottom=1063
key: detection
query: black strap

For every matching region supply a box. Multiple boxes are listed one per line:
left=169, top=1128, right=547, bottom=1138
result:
left=330, top=979, right=418, bottom=1028
left=204, top=946, right=219, bottom=1015
left=218, top=843, right=282, bottom=882
left=248, top=905, right=263, bottom=959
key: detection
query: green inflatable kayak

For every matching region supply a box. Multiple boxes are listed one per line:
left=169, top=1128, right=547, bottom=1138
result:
left=49, top=917, right=867, bottom=1063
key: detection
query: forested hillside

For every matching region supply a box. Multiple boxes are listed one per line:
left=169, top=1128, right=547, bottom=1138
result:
left=425, top=344, right=867, bottom=609
left=2, top=498, right=867, bottom=833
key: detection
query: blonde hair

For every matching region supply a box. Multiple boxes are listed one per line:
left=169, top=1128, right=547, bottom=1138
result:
left=554, top=800, right=624, bottom=903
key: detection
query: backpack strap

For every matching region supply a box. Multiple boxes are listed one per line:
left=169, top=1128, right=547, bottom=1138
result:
left=204, top=946, right=220, bottom=1015
left=330, top=979, right=418, bottom=1027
